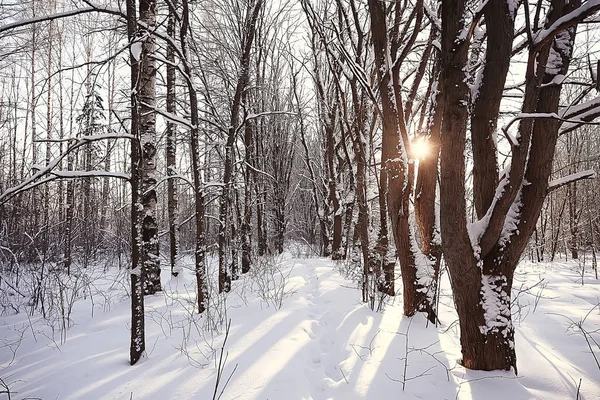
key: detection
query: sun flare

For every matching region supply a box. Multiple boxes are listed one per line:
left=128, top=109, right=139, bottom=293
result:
left=412, top=137, right=430, bottom=160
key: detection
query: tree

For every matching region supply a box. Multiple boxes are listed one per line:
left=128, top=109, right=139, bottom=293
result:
left=166, top=0, right=181, bottom=277
left=217, top=0, right=263, bottom=292
left=438, top=0, right=599, bottom=372
left=367, top=0, right=439, bottom=320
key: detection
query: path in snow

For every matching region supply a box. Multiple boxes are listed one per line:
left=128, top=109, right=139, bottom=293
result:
left=303, top=264, right=345, bottom=398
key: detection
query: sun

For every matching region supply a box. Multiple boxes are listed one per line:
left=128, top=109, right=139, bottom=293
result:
left=411, top=137, right=430, bottom=160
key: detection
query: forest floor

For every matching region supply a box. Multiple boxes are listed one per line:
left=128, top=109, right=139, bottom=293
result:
left=1, top=252, right=599, bottom=399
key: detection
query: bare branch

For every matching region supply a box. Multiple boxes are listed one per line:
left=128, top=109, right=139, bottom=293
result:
left=0, top=5, right=126, bottom=34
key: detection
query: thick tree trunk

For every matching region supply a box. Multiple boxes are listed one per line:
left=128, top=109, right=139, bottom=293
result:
left=438, top=0, right=517, bottom=372
left=439, top=0, right=580, bottom=373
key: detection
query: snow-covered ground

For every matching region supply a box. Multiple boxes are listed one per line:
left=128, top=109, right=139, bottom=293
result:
left=1, top=254, right=599, bottom=399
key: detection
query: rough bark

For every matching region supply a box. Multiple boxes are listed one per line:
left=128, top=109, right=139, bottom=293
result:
left=439, top=0, right=581, bottom=372
left=470, top=0, right=514, bottom=219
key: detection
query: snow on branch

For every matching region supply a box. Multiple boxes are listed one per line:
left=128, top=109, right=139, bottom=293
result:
left=456, top=0, right=489, bottom=44
left=548, top=170, right=596, bottom=192
left=0, top=133, right=133, bottom=205
left=423, top=1, right=441, bottom=33
left=140, top=101, right=195, bottom=130
left=502, top=111, right=600, bottom=143
left=502, top=112, right=560, bottom=134
left=534, top=1, right=600, bottom=50
left=558, top=95, right=600, bottom=135
left=560, top=95, right=600, bottom=119
left=50, top=170, right=130, bottom=180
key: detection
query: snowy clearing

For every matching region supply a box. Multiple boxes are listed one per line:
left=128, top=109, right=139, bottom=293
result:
left=1, top=255, right=599, bottom=400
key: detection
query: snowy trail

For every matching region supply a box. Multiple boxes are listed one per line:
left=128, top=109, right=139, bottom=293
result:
left=1, top=256, right=599, bottom=400
left=302, top=264, right=346, bottom=399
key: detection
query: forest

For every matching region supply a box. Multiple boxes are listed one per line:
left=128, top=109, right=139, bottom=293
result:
left=1, top=0, right=600, bottom=398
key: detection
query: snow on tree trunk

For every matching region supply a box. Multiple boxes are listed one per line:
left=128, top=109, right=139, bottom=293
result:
left=367, top=0, right=435, bottom=321
left=127, top=0, right=144, bottom=366
left=439, top=0, right=583, bottom=372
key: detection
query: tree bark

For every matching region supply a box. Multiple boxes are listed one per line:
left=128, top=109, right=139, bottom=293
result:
left=166, top=0, right=180, bottom=277
left=139, top=0, right=161, bottom=296
left=368, top=0, right=434, bottom=320
left=127, top=0, right=144, bottom=366
left=439, top=0, right=580, bottom=372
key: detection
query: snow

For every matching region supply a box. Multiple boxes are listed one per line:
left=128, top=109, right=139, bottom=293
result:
left=548, top=170, right=597, bottom=191
left=131, top=41, right=142, bottom=62
left=545, top=30, right=572, bottom=76
left=1, top=255, right=600, bottom=399
left=479, top=274, right=512, bottom=337
left=541, top=74, right=566, bottom=87
left=507, top=0, right=519, bottom=19
left=534, top=1, right=600, bottom=47
left=498, top=188, right=523, bottom=249
left=560, top=96, right=600, bottom=119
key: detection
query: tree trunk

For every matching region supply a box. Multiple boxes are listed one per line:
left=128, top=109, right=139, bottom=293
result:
left=368, top=0, right=434, bottom=319
left=374, top=165, right=395, bottom=296
left=326, top=116, right=342, bottom=260
left=354, top=135, right=371, bottom=303
left=181, top=0, right=207, bottom=313
left=166, top=0, right=180, bottom=277
left=139, top=0, right=160, bottom=295
left=127, top=0, right=145, bottom=366
left=219, top=0, right=262, bottom=292
left=241, top=119, right=253, bottom=274
left=439, top=0, right=581, bottom=373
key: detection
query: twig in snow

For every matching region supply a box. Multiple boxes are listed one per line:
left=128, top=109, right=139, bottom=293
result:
left=212, top=319, right=237, bottom=400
